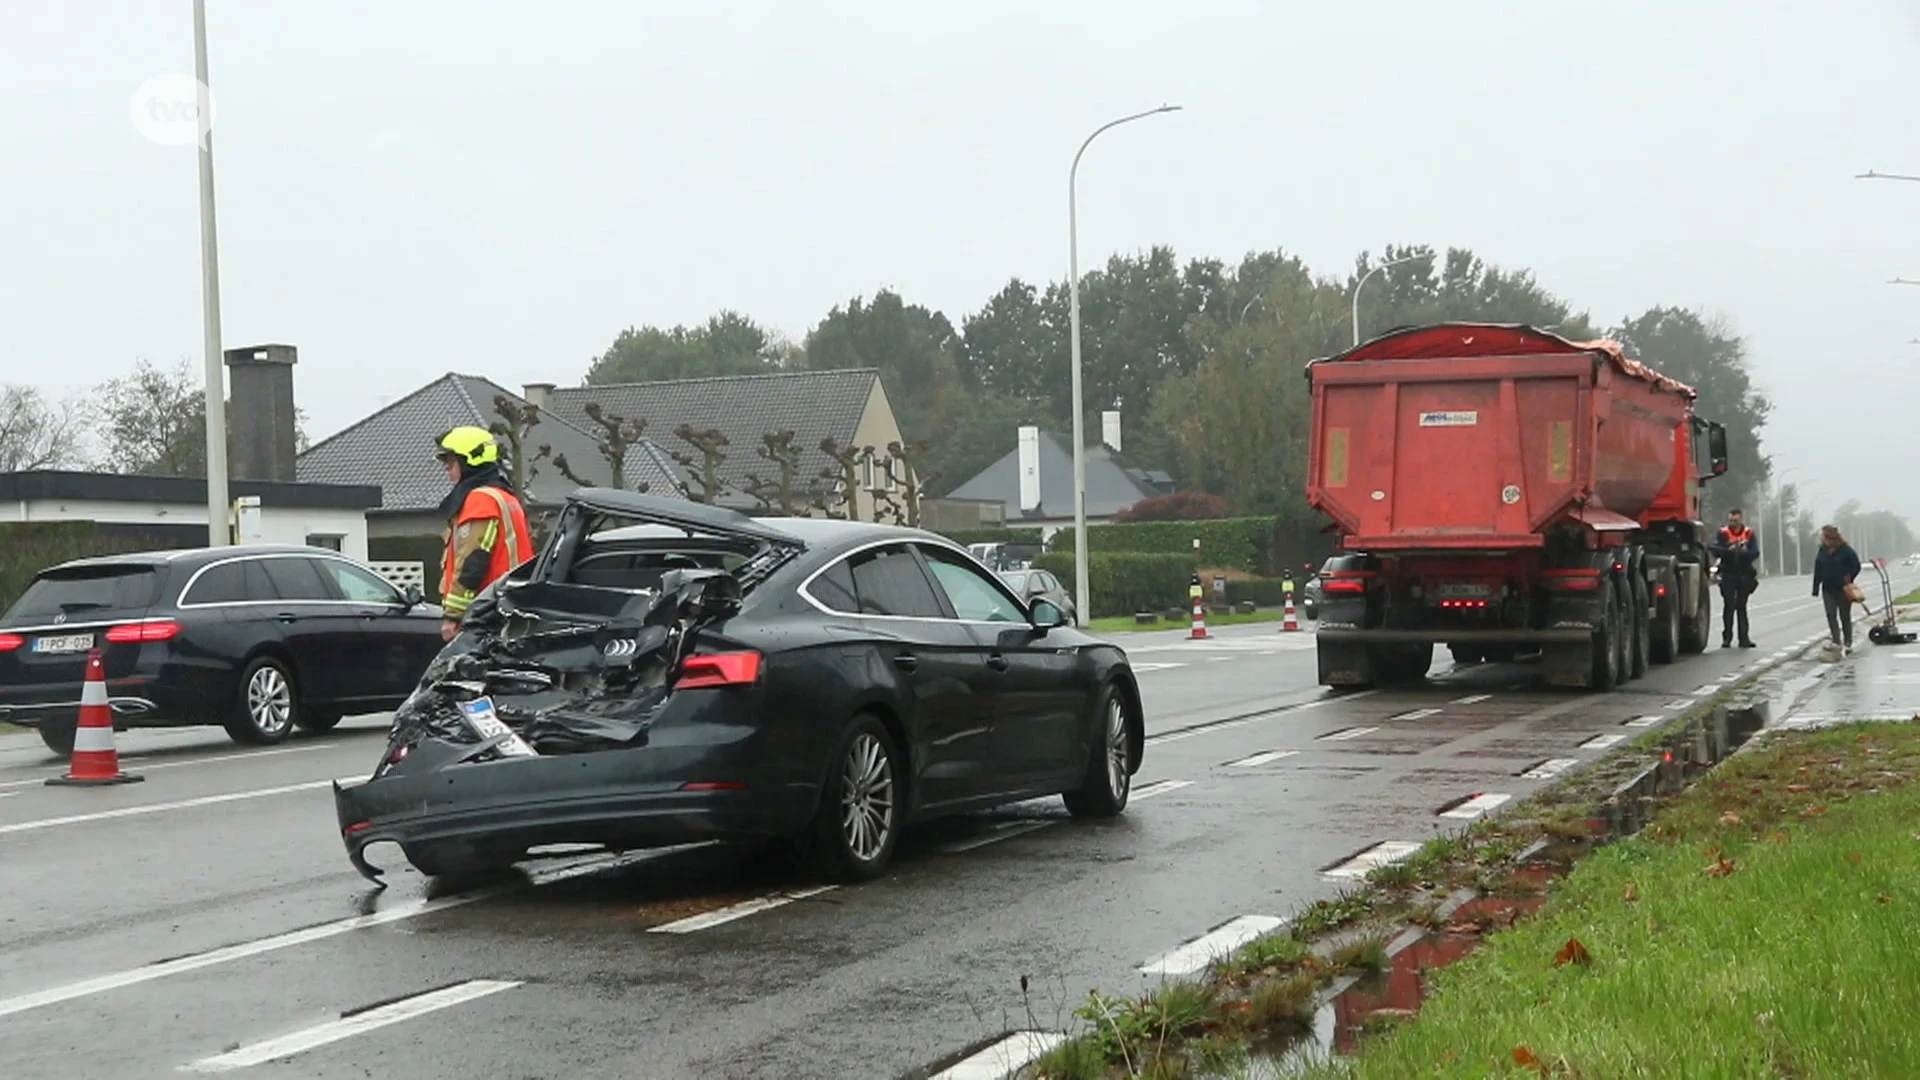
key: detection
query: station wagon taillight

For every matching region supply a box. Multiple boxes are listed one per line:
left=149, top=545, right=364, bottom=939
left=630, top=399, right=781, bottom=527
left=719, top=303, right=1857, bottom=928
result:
left=675, top=651, right=763, bottom=690
left=0, top=633, right=22, bottom=652
left=104, top=620, right=182, bottom=644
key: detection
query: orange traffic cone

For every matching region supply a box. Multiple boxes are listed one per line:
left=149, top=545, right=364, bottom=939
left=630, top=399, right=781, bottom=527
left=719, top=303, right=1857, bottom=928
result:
left=46, top=649, right=142, bottom=786
left=1282, top=594, right=1299, bottom=632
left=1190, top=594, right=1208, bottom=640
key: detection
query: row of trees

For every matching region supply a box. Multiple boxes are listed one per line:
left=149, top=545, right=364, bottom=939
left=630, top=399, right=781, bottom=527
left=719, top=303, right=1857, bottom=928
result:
left=578, top=243, right=1787, bottom=528
left=0, top=360, right=309, bottom=476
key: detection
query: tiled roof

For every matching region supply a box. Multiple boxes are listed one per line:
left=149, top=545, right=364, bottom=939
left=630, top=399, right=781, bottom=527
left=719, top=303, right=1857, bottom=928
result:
left=297, top=374, right=686, bottom=512
left=944, top=430, right=1174, bottom=520
left=545, top=368, right=882, bottom=510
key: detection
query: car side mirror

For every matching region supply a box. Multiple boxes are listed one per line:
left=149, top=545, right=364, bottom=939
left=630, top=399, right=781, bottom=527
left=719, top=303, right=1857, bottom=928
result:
left=402, top=584, right=424, bottom=608
left=1030, top=599, right=1067, bottom=632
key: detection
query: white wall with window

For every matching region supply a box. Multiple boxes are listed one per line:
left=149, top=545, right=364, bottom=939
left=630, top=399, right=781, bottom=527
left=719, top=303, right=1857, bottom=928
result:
left=7, top=497, right=370, bottom=562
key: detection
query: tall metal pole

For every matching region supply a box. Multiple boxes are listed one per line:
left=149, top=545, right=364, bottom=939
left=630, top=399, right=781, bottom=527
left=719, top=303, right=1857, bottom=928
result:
left=1067, top=104, right=1180, bottom=626
left=1351, top=254, right=1421, bottom=348
left=194, top=0, right=229, bottom=546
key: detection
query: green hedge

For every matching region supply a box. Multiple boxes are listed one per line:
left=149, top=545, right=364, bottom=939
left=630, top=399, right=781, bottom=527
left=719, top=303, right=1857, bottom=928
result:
left=1050, top=517, right=1277, bottom=574
left=1222, top=577, right=1287, bottom=608
left=937, top=526, right=1046, bottom=548
left=0, top=522, right=202, bottom=613
left=1033, top=552, right=1195, bottom=619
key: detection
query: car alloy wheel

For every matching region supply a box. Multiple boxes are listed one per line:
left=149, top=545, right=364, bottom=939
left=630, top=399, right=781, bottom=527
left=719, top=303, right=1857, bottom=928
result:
left=839, top=731, right=895, bottom=863
left=1103, top=694, right=1130, bottom=804
left=248, top=665, right=294, bottom=738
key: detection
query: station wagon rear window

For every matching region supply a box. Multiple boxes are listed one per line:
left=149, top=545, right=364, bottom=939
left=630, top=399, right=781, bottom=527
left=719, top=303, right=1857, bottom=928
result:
left=8, top=566, right=159, bottom=619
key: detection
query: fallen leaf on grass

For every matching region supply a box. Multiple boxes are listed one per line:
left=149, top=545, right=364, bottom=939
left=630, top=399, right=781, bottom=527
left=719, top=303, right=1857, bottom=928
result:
left=1704, top=856, right=1739, bottom=878
left=1802, top=805, right=1828, bottom=817
left=1786, top=784, right=1810, bottom=793
left=1847, top=851, right=1864, bottom=866
left=1766, top=831, right=1789, bottom=845
left=1622, top=882, right=1638, bottom=903
left=1879, top=894, right=1893, bottom=904
left=1719, top=811, right=1744, bottom=826
left=1552, top=938, right=1592, bottom=967
left=1512, top=1045, right=1543, bottom=1071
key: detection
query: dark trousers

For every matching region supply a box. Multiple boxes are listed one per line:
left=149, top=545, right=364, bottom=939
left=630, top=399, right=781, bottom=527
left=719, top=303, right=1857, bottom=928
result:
left=1822, top=587, right=1853, bottom=647
left=1720, top=583, right=1752, bottom=644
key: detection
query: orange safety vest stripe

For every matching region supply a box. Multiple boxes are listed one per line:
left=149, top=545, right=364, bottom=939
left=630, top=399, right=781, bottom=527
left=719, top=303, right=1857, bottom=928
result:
left=440, top=486, right=534, bottom=611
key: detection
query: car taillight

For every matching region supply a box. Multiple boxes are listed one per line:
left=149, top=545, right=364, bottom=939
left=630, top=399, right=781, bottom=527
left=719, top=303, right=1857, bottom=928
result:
left=105, top=620, right=181, bottom=644
left=1322, top=579, right=1366, bottom=595
left=0, top=633, right=22, bottom=652
left=674, top=651, right=763, bottom=689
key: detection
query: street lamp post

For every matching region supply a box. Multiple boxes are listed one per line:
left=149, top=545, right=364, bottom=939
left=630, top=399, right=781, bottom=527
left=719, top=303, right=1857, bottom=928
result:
left=1771, top=465, right=1806, bottom=576
left=1067, top=104, right=1181, bottom=626
left=1352, top=254, right=1421, bottom=348
left=193, top=0, right=230, bottom=546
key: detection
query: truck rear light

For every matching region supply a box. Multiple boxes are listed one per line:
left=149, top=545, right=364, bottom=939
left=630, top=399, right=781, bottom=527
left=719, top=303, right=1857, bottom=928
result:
left=1655, top=584, right=1668, bottom=597
left=675, top=651, right=763, bottom=689
left=1439, top=599, right=1490, bottom=609
left=0, top=633, right=22, bottom=652
left=105, top=620, right=181, bottom=644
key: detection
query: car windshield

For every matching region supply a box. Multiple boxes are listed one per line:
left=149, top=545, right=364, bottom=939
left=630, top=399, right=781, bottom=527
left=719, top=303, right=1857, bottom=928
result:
left=7, top=565, right=159, bottom=619
left=1000, top=571, right=1031, bottom=592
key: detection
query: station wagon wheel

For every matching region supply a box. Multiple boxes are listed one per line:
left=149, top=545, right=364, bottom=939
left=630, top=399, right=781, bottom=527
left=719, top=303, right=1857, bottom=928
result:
left=804, top=714, right=902, bottom=883
left=1065, top=682, right=1134, bottom=819
left=226, top=656, right=299, bottom=746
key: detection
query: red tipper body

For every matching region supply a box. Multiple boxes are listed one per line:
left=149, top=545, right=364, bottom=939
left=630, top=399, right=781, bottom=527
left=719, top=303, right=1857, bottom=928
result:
left=1303, top=323, right=1729, bottom=692
left=1307, top=323, right=1697, bottom=551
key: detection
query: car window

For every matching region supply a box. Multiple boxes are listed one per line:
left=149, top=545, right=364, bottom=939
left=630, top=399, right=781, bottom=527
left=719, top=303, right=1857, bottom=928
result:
left=999, top=571, right=1030, bottom=593
left=922, top=549, right=1026, bottom=623
left=9, top=566, right=158, bottom=617
left=847, top=546, right=945, bottom=618
left=262, top=557, right=336, bottom=601
left=319, top=560, right=400, bottom=603
left=809, top=559, right=860, bottom=613
left=182, top=561, right=248, bottom=605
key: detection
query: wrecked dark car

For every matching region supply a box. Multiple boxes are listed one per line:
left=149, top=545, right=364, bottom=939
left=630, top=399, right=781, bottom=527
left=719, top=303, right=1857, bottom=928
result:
left=335, top=490, right=1146, bottom=885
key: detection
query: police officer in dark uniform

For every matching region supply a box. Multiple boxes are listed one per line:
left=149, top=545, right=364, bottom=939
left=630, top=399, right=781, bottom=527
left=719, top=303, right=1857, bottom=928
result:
left=1710, top=507, right=1760, bottom=648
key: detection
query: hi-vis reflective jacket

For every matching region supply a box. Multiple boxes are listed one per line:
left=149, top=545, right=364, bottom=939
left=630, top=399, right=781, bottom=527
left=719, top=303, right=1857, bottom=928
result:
left=440, top=485, right=533, bottom=619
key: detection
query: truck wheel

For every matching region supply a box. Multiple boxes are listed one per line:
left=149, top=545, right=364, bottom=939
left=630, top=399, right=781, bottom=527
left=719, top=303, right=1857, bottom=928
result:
left=1590, top=580, right=1622, bottom=691
left=1379, top=643, right=1432, bottom=685
left=1649, top=566, right=1680, bottom=664
left=1448, top=644, right=1483, bottom=666
left=1628, top=577, right=1650, bottom=679
left=1678, top=560, right=1711, bottom=654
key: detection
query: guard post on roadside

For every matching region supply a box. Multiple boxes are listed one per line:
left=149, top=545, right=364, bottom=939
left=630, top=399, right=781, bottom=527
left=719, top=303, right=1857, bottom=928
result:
left=1189, top=571, right=1207, bottom=640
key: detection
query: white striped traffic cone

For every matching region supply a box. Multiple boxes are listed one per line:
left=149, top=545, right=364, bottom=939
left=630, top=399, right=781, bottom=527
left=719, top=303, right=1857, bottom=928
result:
left=1190, top=593, right=1208, bottom=639
left=1282, top=594, right=1299, bottom=632
left=46, top=649, right=143, bottom=786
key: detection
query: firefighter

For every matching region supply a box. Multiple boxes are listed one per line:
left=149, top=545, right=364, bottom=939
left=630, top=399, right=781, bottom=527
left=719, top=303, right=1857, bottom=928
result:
left=1710, top=506, right=1760, bottom=649
left=434, top=426, right=534, bottom=642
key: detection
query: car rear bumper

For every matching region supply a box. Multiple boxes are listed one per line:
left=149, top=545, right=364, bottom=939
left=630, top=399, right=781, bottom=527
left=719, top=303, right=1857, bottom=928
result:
left=0, top=677, right=217, bottom=727
left=333, top=732, right=815, bottom=882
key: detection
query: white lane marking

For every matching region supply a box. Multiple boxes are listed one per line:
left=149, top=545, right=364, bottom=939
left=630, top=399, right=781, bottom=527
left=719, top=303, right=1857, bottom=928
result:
left=0, top=848, right=676, bottom=1022
left=1319, top=726, right=1378, bottom=741
left=648, top=885, right=837, bottom=934
left=1223, top=750, right=1299, bottom=768
left=1450, top=694, right=1493, bottom=705
left=0, top=791, right=17, bottom=800
left=0, top=780, right=330, bottom=836
left=1131, top=779, right=1193, bottom=801
left=1580, top=734, right=1626, bottom=750
left=938, top=820, right=1055, bottom=853
left=1390, top=708, right=1442, bottom=721
left=0, top=743, right=330, bottom=790
left=1208, top=656, right=1235, bottom=663
left=183, top=979, right=522, bottom=1072
left=1895, top=653, right=1920, bottom=660
left=1147, top=719, right=1258, bottom=746
left=932, top=1032, right=1069, bottom=1080
left=1138, top=914, right=1286, bottom=976
left=1623, top=715, right=1664, bottom=728
left=1132, top=662, right=1187, bottom=673
left=1522, top=758, right=1580, bottom=780
left=1664, top=700, right=1694, bottom=709
left=1691, top=685, right=1721, bottom=696
left=1440, top=792, right=1512, bottom=819
left=1324, top=840, right=1421, bottom=879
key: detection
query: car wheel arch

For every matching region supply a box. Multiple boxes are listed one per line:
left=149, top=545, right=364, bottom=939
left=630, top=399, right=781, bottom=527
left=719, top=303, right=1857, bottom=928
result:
left=842, top=701, right=914, bottom=818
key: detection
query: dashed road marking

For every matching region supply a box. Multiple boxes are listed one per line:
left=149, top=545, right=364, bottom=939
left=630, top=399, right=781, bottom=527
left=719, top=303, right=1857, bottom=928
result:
left=1132, top=662, right=1187, bottom=673
left=1664, top=700, right=1694, bottom=710
left=1319, top=726, right=1379, bottom=741
left=649, top=885, right=837, bottom=934
left=1450, top=694, right=1494, bottom=705
left=0, top=743, right=330, bottom=790
left=1139, top=914, right=1286, bottom=976
left=1439, top=792, right=1512, bottom=819
left=1222, top=750, right=1299, bottom=768
left=183, top=980, right=523, bottom=1072
left=938, top=820, right=1055, bottom=854
left=1324, top=840, right=1421, bottom=879
left=1580, top=734, right=1627, bottom=750
left=1132, top=779, right=1193, bottom=802
left=932, top=1032, right=1069, bottom=1080
left=0, top=780, right=331, bottom=836
left=1622, top=715, right=1664, bottom=728
left=1691, top=685, right=1722, bottom=696
left=1390, top=708, right=1443, bottom=721
left=1521, top=758, right=1580, bottom=780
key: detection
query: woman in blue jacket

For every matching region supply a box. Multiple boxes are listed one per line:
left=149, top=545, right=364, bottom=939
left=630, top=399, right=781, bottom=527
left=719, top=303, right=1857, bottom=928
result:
left=1812, top=525, right=1862, bottom=654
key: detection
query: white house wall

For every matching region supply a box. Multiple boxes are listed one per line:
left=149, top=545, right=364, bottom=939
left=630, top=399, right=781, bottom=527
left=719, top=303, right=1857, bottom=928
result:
left=12, top=499, right=370, bottom=562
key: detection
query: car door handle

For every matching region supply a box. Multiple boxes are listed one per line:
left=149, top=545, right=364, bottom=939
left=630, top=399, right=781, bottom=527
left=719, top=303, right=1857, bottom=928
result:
left=892, top=653, right=919, bottom=672
left=276, top=613, right=298, bottom=624
left=986, top=653, right=1009, bottom=672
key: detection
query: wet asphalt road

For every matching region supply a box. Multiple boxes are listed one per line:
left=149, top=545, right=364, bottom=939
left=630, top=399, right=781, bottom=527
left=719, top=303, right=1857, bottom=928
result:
left=0, top=571, right=1907, bottom=1080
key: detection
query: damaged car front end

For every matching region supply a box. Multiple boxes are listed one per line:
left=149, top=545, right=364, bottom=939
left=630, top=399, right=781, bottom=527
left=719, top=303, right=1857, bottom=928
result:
left=334, top=490, right=808, bottom=884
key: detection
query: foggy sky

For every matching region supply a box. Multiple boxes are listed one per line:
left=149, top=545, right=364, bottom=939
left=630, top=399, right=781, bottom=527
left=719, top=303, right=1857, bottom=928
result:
left=3, top=1, right=1917, bottom=525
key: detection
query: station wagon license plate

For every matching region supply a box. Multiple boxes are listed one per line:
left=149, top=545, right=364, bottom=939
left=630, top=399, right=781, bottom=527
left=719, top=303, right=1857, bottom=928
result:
left=32, top=633, right=94, bottom=654
left=456, top=696, right=539, bottom=758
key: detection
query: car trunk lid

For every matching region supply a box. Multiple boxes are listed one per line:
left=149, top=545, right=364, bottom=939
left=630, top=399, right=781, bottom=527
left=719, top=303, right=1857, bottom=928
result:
left=0, top=562, right=163, bottom=690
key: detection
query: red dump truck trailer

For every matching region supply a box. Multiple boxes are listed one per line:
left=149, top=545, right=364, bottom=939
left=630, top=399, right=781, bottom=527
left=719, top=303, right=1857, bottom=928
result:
left=1305, top=323, right=1730, bottom=690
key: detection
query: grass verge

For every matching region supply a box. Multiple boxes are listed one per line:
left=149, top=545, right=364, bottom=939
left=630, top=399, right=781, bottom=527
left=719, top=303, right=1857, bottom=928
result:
left=0, top=721, right=27, bottom=738
left=1896, top=586, right=1920, bottom=605
left=1088, top=610, right=1299, bottom=634
left=1304, top=719, right=1920, bottom=1078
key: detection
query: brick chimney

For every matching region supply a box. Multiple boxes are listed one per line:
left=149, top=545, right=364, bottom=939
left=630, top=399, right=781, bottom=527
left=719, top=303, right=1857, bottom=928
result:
left=224, top=344, right=298, bottom=482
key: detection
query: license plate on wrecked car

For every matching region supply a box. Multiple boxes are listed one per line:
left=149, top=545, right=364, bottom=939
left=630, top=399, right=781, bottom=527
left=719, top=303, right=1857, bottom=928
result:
left=457, top=697, right=539, bottom=758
